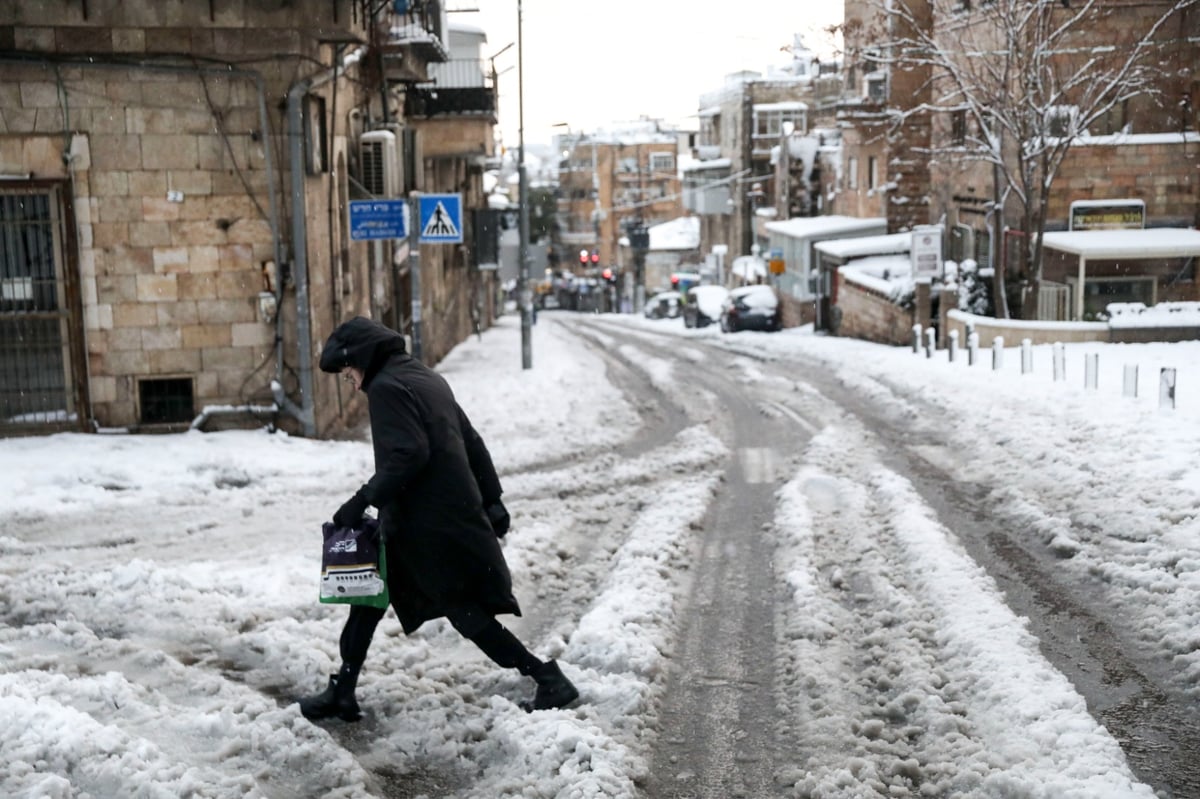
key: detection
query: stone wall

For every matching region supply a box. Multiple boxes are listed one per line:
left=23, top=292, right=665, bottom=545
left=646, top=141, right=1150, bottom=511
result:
left=834, top=275, right=914, bottom=346
left=0, top=63, right=281, bottom=428
left=1051, top=137, right=1199, bottom=227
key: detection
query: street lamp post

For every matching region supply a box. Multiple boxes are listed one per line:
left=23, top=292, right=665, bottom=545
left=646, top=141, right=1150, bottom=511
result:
left=517, top=0, right=532, bottom=369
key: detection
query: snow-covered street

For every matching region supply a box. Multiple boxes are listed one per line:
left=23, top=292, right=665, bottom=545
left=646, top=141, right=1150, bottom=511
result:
left=2, top=314, right=1197, bottom=798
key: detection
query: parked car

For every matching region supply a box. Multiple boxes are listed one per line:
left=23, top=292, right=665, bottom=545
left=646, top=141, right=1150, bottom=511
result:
left=644, top=291, right=682, bottom=320
left=720, top=285, right=781, bottom=332
left=683, top=285, right=730, bottom=328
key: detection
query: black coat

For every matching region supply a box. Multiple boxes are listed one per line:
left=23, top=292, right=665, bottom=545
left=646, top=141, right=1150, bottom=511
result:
left=320, top=317, right=520, bottom=633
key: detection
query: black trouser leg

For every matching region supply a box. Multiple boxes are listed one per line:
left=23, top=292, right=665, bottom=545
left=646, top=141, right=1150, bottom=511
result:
left=339, top=603, right=386, bottom=667
left=446, top=604, right=543, bottom=676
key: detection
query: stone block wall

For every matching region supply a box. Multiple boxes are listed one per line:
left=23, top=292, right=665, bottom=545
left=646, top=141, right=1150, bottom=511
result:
left=0, top=61, right=278, bottom=428
left=1051, top=138, right=1199, bottom=227
left=834, top=276, right=914, bottom=346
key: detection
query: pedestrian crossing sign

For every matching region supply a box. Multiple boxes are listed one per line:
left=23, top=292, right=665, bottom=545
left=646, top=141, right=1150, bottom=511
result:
left=418, top=193, right=463, bottom=243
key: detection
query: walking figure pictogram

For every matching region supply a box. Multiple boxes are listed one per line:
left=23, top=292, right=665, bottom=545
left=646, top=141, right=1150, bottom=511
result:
left=422, top=202, right=459, bottom=239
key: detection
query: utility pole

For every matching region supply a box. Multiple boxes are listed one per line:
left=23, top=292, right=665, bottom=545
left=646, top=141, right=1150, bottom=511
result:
left=516, top=0, right=532, bottom=369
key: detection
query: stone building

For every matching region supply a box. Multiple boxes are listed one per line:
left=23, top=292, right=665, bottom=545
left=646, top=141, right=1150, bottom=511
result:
left=556, top=120, right=683, bottom=302
left=0, top=0, right=499, bottom=438
left=682, top=38, right=842, bottom=272
left=836, top=0, right=1198, bottom=320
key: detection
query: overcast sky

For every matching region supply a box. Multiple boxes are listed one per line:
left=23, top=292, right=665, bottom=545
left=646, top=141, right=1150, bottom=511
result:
left=466, top=0, right=846, bottom=148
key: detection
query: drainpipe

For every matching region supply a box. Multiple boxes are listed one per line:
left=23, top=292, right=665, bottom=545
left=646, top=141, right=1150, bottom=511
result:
left=285, top=47, right=366, bottom=437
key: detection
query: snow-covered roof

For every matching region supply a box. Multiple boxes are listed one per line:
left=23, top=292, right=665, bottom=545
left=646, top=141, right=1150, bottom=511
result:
left=1041, top=228, right=1200, bottom=259
left=766, top=215, right=887, bottom=240
left=649, top=216, right=700, bottom=251
left=839, top=255, right=913, bottom=295
left=815, top=232, right=912, bottom=259
left=753, top=101, right=808, bottom=112
left=682, top=157, right=732, bottom=172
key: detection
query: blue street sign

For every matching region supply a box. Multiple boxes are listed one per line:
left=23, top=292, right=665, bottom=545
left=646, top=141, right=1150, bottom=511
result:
left=349, top=200, right=408, bottom=241
left=418, top=194, right=463, bottom=243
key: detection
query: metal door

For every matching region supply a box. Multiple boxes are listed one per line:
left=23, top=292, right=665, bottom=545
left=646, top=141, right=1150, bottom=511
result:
left=0, top=186, right=87, bottom=435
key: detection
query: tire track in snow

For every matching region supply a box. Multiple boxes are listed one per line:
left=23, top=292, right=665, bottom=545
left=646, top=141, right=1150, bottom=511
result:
left=773, top=422, right=1153, bottom=798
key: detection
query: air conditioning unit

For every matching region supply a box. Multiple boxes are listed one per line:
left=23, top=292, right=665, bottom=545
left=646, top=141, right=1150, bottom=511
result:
left=359, top=130, right=398, bottom=197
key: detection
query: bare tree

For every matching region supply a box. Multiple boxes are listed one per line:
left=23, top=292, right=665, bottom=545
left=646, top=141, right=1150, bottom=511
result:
left=874, top=0, right=1196, bottom=318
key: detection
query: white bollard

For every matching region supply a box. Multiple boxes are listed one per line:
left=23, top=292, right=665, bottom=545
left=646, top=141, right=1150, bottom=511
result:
left=1052, top=342, right=1066, bottom=382
left=925, top=327, right=936, bottom=359
left=948, top=329, right=959, bottom=362
left=1159, top=368, right=1177, bottom=410
left=912, top=324, right=922, bottom=354
left=1084, top=353, right=1099, bottom=390
left=1020, top=338, right=1033, bottom=374
left=992, top=336, right=1004, bottom=371
left=967, top=331, right=979, bottom=366
left=1123, top=364, right=1138, bottom=398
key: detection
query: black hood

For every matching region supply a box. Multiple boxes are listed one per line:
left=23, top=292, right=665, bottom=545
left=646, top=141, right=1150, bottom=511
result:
left=319, top=317, right=407, bottom=379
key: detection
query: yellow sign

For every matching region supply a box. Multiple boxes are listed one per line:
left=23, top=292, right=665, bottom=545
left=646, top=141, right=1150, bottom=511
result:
left=769, top=258, right=785, bottom=275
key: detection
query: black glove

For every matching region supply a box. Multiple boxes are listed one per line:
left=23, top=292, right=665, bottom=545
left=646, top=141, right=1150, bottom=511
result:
left=333, top=490, right=369, bottom=529
left=485, top=500, right=510, bottom=538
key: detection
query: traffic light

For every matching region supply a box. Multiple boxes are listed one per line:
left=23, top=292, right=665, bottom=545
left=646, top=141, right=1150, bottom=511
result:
left=590, top=251, right=600, bottom=266
left=670, top=274, right=680, bottom=288
left=579, top=249, right=588, bottom=267
left=601, top=268, right=613, bottom=282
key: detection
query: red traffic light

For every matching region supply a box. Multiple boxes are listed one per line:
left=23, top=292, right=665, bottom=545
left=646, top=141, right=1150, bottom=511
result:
left=579, top=249, right=588, bottom=265
left=670, top=274, right=679, bottom=286
left=601, top=268, right=613, bottom=280
left=590, top=251, right=600, bottom=264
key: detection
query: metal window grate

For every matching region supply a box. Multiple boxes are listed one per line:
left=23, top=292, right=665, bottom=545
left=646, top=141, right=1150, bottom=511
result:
left=1, top=192, right=73, bottom=428
left=139, top=378, right=194, bottom=425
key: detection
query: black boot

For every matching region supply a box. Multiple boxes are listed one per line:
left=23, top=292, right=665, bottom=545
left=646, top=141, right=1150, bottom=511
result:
left=299, top=663, right=362, bottom=722
left=521, top=660, right=579, bottom=712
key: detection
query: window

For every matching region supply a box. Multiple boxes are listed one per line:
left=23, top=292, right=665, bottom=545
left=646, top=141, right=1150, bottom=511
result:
left=304, top=95, right=328, bottom=174
left=700, top=113, right=720, bottom=147
left=868, top=156, right=878, bottom=190
left=974, top=227, right=992, bottom=269
left=1046, top=105, right=1079, bottom=138
left=951, top=109, right=968, bottom=145
left=649, top=152, right=674, bottom=175
left=847, top=157, right=858, bottom=190
left=951, top=223, right=974, bottom=262
left=752, top=106, right=807, bottom=154
left=1097, top=100, right=1129, bottom=135
left=865, top=71, right=887, bottom=102
left=139, top=378, right=194, bottom=425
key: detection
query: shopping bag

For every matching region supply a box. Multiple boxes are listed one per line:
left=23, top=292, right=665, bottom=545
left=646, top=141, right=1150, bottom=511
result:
left=319, top=517, right=389, bottom=608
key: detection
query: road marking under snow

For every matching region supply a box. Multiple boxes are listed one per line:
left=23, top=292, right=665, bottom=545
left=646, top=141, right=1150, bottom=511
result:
left=739, top=447, right=779, bottom=484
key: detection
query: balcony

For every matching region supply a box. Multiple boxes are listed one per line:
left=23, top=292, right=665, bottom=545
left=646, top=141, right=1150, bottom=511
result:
left=405, top=59, right=497, bottom=119
left=381, top=0, right=449, bottom=84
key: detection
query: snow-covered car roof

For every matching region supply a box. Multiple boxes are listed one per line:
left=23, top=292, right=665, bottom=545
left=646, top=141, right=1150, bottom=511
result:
left=688, top=285, right=729, bottom=317
left=729, top=284, right=777, bottom=309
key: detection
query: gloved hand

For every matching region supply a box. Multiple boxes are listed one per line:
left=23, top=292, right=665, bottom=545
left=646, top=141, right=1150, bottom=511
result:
left=485, top=500, right=510, bottom=538
left=333, top=490, right=369, bottom=529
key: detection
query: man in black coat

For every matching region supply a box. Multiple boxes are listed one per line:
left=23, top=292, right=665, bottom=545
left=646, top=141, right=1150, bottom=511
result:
left=299, top=317, right=578, bottom=721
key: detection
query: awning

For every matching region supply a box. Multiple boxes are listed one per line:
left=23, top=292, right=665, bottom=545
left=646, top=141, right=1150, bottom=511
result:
left=1041, top=228, right=1200, bottom=259
left=1041, top=228, right=1200, bottom=320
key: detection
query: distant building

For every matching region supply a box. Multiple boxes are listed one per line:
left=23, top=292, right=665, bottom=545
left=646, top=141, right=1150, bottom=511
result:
left=682, top=36, right=842, bottom=271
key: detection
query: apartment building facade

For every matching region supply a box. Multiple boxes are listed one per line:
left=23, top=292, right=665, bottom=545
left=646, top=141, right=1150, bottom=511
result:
left=0, top=0, right=499, bottom=437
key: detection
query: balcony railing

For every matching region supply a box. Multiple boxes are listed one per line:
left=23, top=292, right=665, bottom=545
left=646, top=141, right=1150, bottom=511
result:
left=405, top=59, right=497, bottom=118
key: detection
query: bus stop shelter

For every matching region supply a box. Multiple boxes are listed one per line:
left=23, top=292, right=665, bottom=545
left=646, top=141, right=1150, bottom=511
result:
left=1041, top=228, right=1200, bottom=320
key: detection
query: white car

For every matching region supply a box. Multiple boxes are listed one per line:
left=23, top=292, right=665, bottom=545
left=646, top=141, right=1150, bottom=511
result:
left=683, top=285, right=730, bottom=328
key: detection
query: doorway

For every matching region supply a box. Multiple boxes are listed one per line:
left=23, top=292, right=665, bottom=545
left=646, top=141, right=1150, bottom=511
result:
left=0, top=186, right=88, bottom=435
